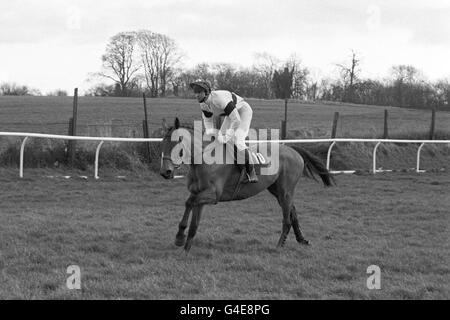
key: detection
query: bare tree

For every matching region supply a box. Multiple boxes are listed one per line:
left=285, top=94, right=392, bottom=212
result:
left=434, top=78, right=450, bottom=108
left=213, top=63, right=238, bottom=91
left=138, top=31, right=159, bottom=97
left=159, top=35, right=183, bottom=97
left=305, top=68, right=324, bottom=101
left=336, top=50, right=361, bottom=102
left=137, top=30, right=182, bottom=97
left=252, top=52, right=281, bottom=99
left=391, top=65, right=421, bottom=84
left=47, top=89, right=68, bottom=96
left=390, top=65, right=422, bottom=107
left=271, top=66, right=294, bottom=100
left=0, top=82, right=41, bottom=96
left=98, top=32, right=140, bottom=97
left=286, top=54, right=309, bottom=100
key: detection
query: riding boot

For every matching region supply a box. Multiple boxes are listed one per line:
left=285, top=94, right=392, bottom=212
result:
left=243, top=149, right=258, bottom=183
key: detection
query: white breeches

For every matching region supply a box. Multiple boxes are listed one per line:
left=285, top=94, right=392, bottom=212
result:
left=220, top=101, right=253, bottom=152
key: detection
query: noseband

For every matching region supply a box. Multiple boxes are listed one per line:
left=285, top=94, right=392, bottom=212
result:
left=162, top=155, right=181, bottom=169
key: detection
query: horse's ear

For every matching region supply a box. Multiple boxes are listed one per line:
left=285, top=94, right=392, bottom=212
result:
left=162, top=118, right=168, bottom=131
left=174, top=117, right=180, bottom=129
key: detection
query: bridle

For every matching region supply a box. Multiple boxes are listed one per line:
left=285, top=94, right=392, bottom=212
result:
left=162, top=154, right=181, bottom=169
left=162, top=133, right=183, bottom=170
left=161, top=129, right=191, bottom=170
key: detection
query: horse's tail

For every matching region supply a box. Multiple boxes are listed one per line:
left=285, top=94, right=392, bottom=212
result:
left=291, top=146, right=335, bottom=187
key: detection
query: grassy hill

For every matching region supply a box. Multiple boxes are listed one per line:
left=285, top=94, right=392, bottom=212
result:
left=0, top=96, right=449, bottom=173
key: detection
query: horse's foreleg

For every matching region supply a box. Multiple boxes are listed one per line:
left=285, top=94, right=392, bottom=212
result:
left=184, top=205, right=204, bottom=253
left=290, top=205, right=310, bottom=245
left=175, top=195, right=195, bottom=247
left=192, top=187, right=218, bottom=206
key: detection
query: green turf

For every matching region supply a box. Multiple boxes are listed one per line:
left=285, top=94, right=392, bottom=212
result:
left=0, top=168, right=448, bottom=299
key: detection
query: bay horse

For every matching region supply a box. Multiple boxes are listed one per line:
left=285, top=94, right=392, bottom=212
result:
left=160, top=118, right=334, bottom=252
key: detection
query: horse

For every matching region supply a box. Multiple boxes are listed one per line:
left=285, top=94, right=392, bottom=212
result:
left=160, top=118, right=335, bottom=252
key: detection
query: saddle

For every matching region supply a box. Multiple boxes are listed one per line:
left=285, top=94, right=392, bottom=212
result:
left=229, top=145, right=271, bottom=200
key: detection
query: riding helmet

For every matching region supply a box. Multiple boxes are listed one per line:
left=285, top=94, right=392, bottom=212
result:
left=189, top=80, right=212, bottom=94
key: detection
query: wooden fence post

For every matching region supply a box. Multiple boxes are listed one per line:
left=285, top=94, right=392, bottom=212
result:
left=284, top=99, right=288, bottom=124
left=143, top=93, right=149, bottom=133
left=280, top=99, right=288, bottom=140
left=142, top=93, right=151, bottom=162
left=68, top=118, right=73, bottom=136
left=68, top=88, right=78, bottom=165
left=383, top=109, right=389, bottom=139
left=281, top=120, right=287, bottom=140
left=429, top=108, right=436, bottom=140
left=331, top=112, right=339, bottom=138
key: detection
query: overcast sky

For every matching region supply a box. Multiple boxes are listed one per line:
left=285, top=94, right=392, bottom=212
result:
left=0, top=0, right=449, bottom=94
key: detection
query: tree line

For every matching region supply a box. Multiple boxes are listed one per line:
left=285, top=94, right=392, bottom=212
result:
left=85, top=31, right=449, bottom=110
left=321, top=55, right=450, bottom=110
left=1, top=30, right=449, bottom=110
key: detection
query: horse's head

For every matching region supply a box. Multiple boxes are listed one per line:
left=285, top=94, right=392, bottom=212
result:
left=160, top=117, right=189, bottom=179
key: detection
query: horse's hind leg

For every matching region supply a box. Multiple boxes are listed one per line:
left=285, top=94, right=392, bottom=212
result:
left=290, top=205, right=310, bottom=245
left=277, top=198, right=293, bottom=248
left=184, top=205, right=204, bottom=253
left=268, top=184, right=292, bottom=248
left=175, top=194, right=194, bottom=247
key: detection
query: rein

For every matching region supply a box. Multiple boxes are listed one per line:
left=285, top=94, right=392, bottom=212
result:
left=162, top=155, right=181, bottom=169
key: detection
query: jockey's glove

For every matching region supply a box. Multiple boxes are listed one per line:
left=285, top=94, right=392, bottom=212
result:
left=217, top=133, right=232, bottom=144
left=205, top=128, right=215, bottom=136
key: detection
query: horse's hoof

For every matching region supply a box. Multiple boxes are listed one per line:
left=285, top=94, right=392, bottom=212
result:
left=184, top=241, right=192, bottom=253
left=276, top=241, right=285, bottom=248
left=178, top=250, right=189, bottom=259
left=299, top=239, right=310, bottom=246
left=175, top=235, right=186, bottom=247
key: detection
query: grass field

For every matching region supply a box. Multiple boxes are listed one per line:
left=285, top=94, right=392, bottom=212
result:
left=0, top=96, right=449, bottom=300
left=1, top=95, right=449, bottom=173
left=0, top=168, right=448, bottom=299
left=1, top=96, right=450, bottom=139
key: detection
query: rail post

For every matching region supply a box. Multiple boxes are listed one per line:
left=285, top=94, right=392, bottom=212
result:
left=326, top=141, right=336, bottom=171
left=373, top=142, right=382, bottom=174
left=416, top=143, right=426, bottom=173
left=95, top=141, right=105, bottom=179
left=19, top=136, right=29, bottom=178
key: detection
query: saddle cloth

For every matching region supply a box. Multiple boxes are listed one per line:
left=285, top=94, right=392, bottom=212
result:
left=234, top=145, right=271, bottom=175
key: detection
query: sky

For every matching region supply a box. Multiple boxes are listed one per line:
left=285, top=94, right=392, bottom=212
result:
left=0, top=0, right=449, bottom=94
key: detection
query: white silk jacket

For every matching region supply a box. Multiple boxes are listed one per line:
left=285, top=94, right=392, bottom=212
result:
left=200, top=90, right=244, bottom=135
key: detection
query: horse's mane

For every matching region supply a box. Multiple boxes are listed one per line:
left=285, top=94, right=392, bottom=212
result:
left=164, top=122, right=221, bottom=153
left=171, top=122, right=195, bottom=131
left=164, top=122, right=195, bottom=138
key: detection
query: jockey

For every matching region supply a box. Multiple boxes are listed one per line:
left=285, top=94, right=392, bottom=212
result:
left=189, top=80, right=258, bottom=183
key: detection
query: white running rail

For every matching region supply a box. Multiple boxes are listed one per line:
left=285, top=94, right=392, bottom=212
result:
left=0, top=132, right=162, bottom=179
left=1, top=132, right=449, bottom=178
